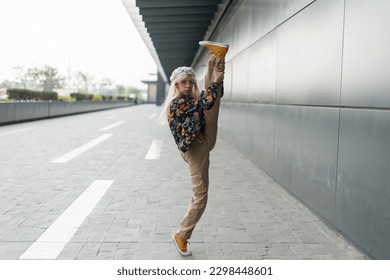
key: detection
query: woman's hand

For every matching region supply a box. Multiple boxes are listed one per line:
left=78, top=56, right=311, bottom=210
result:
left=215, top=58, right=225, bottom=72
left=213, top=72, right=224, bottom=84
left=213, top=58, right=225, bottom=84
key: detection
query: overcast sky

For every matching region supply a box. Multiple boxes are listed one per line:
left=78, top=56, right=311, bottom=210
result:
left=0, top=0, right=157, bottom=88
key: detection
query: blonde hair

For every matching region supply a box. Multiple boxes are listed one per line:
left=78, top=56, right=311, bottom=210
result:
left=159, top=73, right=200, bottom=125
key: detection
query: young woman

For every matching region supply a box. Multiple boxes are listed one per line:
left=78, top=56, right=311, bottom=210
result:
left=160, top=41, right=229, bottom=256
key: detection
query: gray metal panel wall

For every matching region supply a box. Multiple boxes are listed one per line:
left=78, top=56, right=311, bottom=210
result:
left=0, top=102, right=132, bottom=125
left=0, top=103, right=15, bottom=124
left=273, top=106, right=339, bottom=224
left=342, top=0, right=390, bottom=108
left=219, top=102, right=233, bottom=144
left=194, top=0, right=390, bottom=258
left=337, top=109, right=390, bottom=259
left=230, top=102, right=247, bottom=155
left=13, top=103, right=49, bottom=121
left=245, top=104, right=275, bottom=176
left=335, top=0, right=390, bottom=259
left=248, top=34, right=277, bottom=104
left=276, top=0, right=344, bottom=106
left=49, top=102, right=72, bottom=117
left=231, top=52, right=249, bottom=103
left=219, top=102, right=275, bottom=177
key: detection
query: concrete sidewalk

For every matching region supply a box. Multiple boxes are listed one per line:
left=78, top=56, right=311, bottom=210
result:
left=0, top=104, right=367, bottom=260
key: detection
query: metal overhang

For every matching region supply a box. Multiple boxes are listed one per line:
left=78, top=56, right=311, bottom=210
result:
left=121, top=0, right=230, bottom=83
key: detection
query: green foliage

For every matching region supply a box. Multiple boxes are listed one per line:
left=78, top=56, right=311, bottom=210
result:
left=6, top=88, right=58, bottom=101
left=92, top=95, right=103, bottom=102
left=70, top=93, right=94, bottom=101
left=68, top=93, right=125, bottom=102
left=117, top=96, right=127, bottom=101
left=58, top=96, right=75, bottom=102
left=102, top=95, right=113, bottom=101
left=126, top=87, right=141, bottom=95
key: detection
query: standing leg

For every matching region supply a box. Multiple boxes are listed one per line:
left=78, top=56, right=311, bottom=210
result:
left=178, top=143, right=210, bottom=240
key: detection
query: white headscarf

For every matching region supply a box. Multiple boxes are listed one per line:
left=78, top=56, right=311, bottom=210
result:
left=169, top=66, right=196, bottom=82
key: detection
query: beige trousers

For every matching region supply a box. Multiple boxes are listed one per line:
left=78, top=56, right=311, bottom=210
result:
left=178, top=58, right=224, bottom=240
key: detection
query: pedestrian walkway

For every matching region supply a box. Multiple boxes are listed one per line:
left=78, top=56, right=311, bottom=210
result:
left=0, top=104, right=367, bottom=260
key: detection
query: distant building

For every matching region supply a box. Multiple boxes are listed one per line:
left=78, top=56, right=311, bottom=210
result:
left=0, top=88, right=7, bottom=99
left=56, top=89, right=72, bottom=97
left=141, top=80, right=157, bottom=104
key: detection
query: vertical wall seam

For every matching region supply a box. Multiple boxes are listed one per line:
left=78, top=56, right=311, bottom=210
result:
left=334, top=0, right=348, bottom=227
left=272, top=29, right=279, bottom=180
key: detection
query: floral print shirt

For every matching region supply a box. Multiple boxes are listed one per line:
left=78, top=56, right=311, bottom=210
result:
left=168, top=83, right=218, bottom=153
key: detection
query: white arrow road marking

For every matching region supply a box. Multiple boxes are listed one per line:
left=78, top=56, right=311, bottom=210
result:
left=149, top=112, right=157, bottom=119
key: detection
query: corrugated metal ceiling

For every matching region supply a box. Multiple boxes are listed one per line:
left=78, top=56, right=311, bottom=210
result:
left=122, top=0, right=225, bottom=81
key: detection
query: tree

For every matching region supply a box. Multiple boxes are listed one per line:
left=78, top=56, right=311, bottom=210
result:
left=0, top=80, right=14, bottom=89
left=27, top=67, right=41, bottom=90
left=13, top=65, right=28, bottom=88
left=126, top=86, right=142, bottom=100
left=40, top=65, right=63, bottom=91
left=76, top=71, right=94, bottom=93
left=25, top=65, right=63, bottom=91
left=97, top=78, right=114, bottom=96
left=116, top=85, right=126, bottom=97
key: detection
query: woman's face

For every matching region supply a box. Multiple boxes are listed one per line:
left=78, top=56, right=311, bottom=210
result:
left=176, top=77, right=194, bottom=96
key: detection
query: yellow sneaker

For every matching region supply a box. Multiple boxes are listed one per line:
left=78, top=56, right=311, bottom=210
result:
left=172, top=233, right=192, bottom=256
left=199, top=41, right=229, bottom=59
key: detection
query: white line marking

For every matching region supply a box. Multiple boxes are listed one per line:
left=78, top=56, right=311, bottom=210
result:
left=99, top=121, right=125, bottom=131
left=149, top=112, right=157, bottom=119
left=0, top=126, right=38, bottom=136
left=19, top=180, right=114, bottom=260
left=145, top=139, right=163, bottom=160
left=52, top=134, right=113, bottom=163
